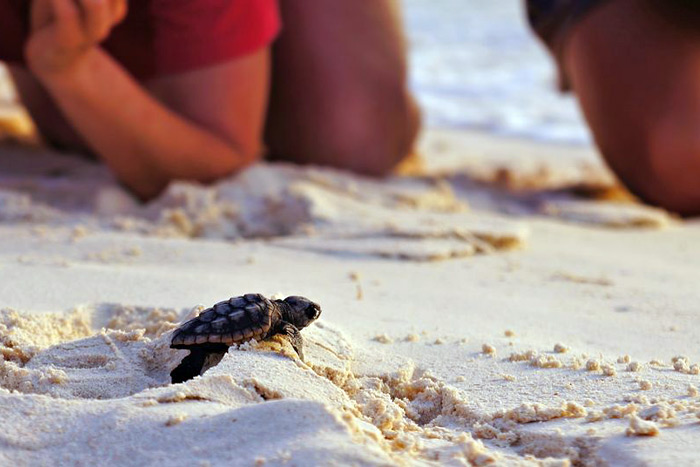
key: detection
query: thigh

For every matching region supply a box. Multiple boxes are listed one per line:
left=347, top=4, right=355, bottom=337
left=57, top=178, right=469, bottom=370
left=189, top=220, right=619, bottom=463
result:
left=265, top=0, right=418, bottom=171
left=268, top=0, right=407, bottom=99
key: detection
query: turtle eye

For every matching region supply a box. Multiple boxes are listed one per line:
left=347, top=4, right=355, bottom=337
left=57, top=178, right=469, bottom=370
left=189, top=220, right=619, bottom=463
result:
left=306, top=305, right=320, bottom=320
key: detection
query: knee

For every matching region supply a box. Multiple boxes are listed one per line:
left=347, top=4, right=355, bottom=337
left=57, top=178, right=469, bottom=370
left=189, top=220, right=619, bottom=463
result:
left=607, top=119, right=700, bottom=216
left=317, top=90, right=421, bottom=177
left=267, top=78, right=421, bottom=177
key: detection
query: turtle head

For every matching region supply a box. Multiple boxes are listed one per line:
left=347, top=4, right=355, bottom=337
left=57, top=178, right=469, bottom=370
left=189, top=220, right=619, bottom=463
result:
left=282, top=296, right=321, bottom=329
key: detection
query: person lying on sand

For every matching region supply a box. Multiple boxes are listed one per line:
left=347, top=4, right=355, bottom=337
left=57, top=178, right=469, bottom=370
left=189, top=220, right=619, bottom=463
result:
left=0, top=0, right=420, bottom=200
left=528, top=0, right=700, bottom=216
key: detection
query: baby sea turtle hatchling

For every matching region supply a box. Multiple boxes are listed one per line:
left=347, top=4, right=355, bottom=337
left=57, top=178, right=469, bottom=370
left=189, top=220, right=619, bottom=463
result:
left=170, top=294, right=322, bottom=383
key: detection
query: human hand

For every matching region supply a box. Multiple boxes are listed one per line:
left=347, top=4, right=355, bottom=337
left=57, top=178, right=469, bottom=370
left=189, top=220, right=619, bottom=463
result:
left=26, top=0, right=127, bottom=77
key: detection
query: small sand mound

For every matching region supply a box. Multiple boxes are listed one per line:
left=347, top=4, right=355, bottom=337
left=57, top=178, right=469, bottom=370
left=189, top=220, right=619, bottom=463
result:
left=0, top=306, right=625, bottom=465
left=4, top=304, right=700, bottom=465
left=0, top=161, right=528, bottom=261
left=0, top=307, right=92, bottom=363
left=96, top=303, right=181, bottom=337
left=540, top=200, right=673, bottom=229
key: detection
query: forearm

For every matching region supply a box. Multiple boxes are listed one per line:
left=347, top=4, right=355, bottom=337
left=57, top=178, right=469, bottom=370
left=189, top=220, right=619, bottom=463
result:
left=35, top=48, right=257, bottom=199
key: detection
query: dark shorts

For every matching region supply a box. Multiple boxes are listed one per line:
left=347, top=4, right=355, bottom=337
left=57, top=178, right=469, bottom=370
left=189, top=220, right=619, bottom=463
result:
left=526, top=0, right=610, bottom=89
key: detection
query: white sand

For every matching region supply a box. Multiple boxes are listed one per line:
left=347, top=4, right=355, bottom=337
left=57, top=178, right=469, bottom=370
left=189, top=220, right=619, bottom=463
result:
left=1, top=105, right=700, bottom=465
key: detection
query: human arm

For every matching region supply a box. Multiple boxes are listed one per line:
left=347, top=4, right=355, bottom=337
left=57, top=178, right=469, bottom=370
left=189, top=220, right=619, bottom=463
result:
left=26, top=0, right=270, bottom=200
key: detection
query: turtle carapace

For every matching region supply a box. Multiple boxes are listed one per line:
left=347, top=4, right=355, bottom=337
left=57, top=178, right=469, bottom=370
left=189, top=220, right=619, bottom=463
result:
left=170, top=294, right=321, bottom=383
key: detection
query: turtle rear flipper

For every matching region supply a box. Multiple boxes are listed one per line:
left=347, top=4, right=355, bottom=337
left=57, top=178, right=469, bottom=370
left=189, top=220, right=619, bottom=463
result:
left=171, top=349, right=208, bottom=384
left=201, top=351, right=226, bottom=373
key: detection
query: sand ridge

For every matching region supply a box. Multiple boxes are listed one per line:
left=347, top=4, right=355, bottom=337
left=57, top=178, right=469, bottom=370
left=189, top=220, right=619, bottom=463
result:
left=2, top=304, right=700, bottom=465
left=0, top=142, right=677, bottom=268
left=0, top=105, right=698, bottom=465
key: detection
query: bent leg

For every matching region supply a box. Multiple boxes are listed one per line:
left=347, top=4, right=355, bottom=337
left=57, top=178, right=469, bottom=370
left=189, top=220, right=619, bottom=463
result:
left=170, top=348, right=208, bottom=383
left=564, top=0, right=700, bottom=215
left=265, top=0, right=421, bottom=176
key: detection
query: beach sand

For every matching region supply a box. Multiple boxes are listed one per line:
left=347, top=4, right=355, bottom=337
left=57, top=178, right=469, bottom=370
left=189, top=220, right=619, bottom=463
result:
left=1, top=99, right=700, bottom=466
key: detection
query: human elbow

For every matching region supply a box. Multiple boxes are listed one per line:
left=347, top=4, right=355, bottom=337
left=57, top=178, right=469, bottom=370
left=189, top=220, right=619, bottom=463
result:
left=193, top=141, right=261, bottom=187
left=132, top=142, right=261, bottom=202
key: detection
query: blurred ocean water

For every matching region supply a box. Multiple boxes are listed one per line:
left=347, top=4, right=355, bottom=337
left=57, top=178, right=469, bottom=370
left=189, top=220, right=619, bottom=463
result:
left=404, top=0, right=591, bottom=145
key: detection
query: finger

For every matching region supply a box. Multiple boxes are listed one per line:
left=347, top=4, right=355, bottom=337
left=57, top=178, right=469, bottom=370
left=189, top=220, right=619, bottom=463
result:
left=49, top=0, right=82, bottom=39
left=31, top=0, right=54, bottom=31
left=80, top=0, right=113, bottom=42
left=110, top=0, right=128, bottom=25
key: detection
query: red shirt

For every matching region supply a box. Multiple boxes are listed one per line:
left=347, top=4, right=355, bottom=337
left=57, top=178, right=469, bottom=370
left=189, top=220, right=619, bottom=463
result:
left=0, top=0, right=280, bottom=79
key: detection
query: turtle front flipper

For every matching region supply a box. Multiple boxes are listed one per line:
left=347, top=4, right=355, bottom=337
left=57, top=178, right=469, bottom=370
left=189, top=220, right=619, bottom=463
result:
left=171, top=349, right=209, bottom=383
left=280, top=322, right=304, bottom=361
